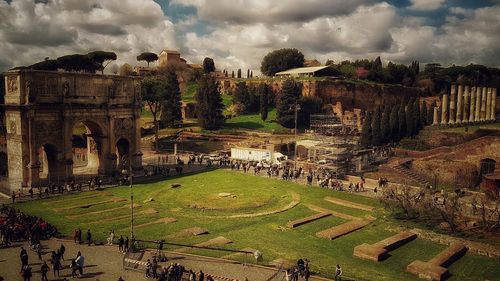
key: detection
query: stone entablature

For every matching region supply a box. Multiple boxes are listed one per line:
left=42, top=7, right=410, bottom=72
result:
left=4, top=70, right=141, bottom=106
left=2, top=70, right=143, bottom=191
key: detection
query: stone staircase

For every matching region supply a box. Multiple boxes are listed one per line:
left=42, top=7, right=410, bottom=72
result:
left=391, top=162, right=431, bottom=187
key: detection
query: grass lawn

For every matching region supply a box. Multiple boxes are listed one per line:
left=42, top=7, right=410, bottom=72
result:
left=224, top=108, right=286, bottom=132
left=13, top=170, right=499, bottom=281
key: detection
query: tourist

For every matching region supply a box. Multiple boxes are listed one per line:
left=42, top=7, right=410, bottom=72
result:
left=334, top=264, right=342, bottom=281
left=52, top=251, right=61, bottom=277
left=188, top=270, right=196, bottom=281
left=75, top=251, right=85, bottom=276
left=59, top=244, right=66, bottom=260
left=146, top=259, right=152, bottom=278
left=71, top=259, right=79, bottom=277
left=107, top=230, right=115, bottom=245
left=11, top=191, right=16, bottom=203
left=40, top=261, right=49, bottom=281
left=124, top=236, right=129, bottom=252
left=22, top=265, right=32, bottom=281
left=36, top=242, right=42, bottom=260
left=118, top=235, right=124, bottom=252
left=198, top=270, right=205, bottom=281
left=86, top=229, right=92, bottom=246
left=20, top=246, right=28, bottom=272
left=77, top=228, right=82, bottom=244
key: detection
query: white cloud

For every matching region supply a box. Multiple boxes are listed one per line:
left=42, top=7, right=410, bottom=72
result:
left=409, top=0, right=446, bottom=11
left=172, top=0, right=373, bottom=24
left=0, top=0, right=178, bottom=71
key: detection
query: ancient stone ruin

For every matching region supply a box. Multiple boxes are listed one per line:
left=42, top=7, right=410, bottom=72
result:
left=433, top=84, right=497, bottom=126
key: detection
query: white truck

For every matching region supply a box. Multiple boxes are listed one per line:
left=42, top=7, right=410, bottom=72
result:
left=230, top=147, right=287, bottom=166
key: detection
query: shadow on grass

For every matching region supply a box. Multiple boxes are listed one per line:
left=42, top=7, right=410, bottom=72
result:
left=134, top=167, right=218, bottom=185
left=224, top=121, right=265, bottom=129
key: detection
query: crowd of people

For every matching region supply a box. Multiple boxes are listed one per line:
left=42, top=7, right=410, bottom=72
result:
left=0, top=206, right=58, bottom=248
left=17, top=242, right=86, bottom=281
left=227, top=159, right=375, bottom=196
left=145, top=261, right=215, bottom=281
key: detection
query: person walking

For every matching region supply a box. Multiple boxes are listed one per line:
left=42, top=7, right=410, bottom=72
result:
left=36, top=243, right=42, bottom=260
left=124, top=236, right=129, bottom=252
left=118, top=236, right=124, bottom=252
left=22, top=265, right=32, bottom=281
left=77, top=228, right=82, bottom=244
left=11, top=191, right=16, bottom=203
left=107, top=230, right=115, bottom=245
left=59, top=244, right=66, bottom=260
left=334, top=264, right=342, bottom=281
left=53, top=253, right=61, bottom=277
left=40, top=261, right=49, bottom=281
left=75, top=251, right=85, bottom=276
left=71, top=259, right=79, bottom=277
left=20, top=246, right=28, bottom=273
left=198, top=270, right=205, bottom=281
left=86, top=229, right=92, bottom=246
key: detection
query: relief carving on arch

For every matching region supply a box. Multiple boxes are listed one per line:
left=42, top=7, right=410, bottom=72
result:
left=7, top=75, right=18, bottom=94
left=114, top=117, right=134, bottom=133
left=62, top=80, right=70, bottom=97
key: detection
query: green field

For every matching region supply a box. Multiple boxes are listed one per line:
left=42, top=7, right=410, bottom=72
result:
left=14, top=170, right=499, bottom=281
left=224, top=108, right=286, bottom=132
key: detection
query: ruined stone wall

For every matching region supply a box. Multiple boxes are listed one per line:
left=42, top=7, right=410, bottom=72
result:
left=218, top=78, right=424, bottom=111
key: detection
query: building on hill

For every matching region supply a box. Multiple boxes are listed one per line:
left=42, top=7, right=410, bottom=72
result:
left=158, top=49, right=182, bottom=67
left=275, top=65, right=340, bottom=78
left=188, top=64, right=203, bottom=70
left=133, top=66, right=152, bottom=76
left=304, top=59, right=321, bottom=67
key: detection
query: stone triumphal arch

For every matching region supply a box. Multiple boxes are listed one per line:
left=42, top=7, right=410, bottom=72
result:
left=2, top=69, right=142, bottom=191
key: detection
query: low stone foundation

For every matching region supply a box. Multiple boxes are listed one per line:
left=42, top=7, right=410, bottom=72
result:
left=353, top=231, right=417, bottom=261
left=316, top=220, right=370, bottom=240
left=287, top=212, right=331, bottom=228
left=406, top=242, right=467, bottom=281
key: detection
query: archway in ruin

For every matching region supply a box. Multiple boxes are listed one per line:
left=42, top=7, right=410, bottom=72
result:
left=38, top=143, right=58, bottom=184
left=72, top=120, right=104, bottom=177
left=116, top=138, right=130, bottom=171
left=480, top=158, right=496, bottom=176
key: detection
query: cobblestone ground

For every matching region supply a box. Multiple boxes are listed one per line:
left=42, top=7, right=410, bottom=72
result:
left=0, top=238, right=333, bottom=281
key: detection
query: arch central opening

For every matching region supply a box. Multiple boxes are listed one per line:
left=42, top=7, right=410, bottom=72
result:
left=38, top=143, right=58, bottom=184
left=72, top=121, right=104, bottom=177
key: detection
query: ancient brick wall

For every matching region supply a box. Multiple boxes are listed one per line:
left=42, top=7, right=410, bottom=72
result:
left=217, top=78, right=424, bottom=111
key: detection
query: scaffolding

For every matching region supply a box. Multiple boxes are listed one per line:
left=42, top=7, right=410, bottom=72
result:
left=310, top=114, right=358, bottom=136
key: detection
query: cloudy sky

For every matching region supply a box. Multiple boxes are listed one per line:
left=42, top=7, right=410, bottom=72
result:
left=1, top=0, right=499, bottom=73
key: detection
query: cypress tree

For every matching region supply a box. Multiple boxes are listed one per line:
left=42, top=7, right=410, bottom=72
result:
left=421, top=102, right=428, bottom=126
left=196, top=75, right=225, bottom=130
left=413, top=99, right=421, bottom=133
left=247, top=69, right=250, bottom=78
left=259, top=83, right=269, bottom=121
left=360, top=111, right=372, bottom=148
left=381, top=105, right=390, bottom=143
left=237, top=69, right=242, bottom=78
left=276, top=79, right=300, bottom=128
left=233, top=82, right=250, bottom=111
left=250, top=71, right=253, bottom=78
left=371, top=106, right=382, bottom=146
left=398, top=105, right=406, bottom=139
left=406, top=100, right=414, bottom=137
left=160, top=68, right=182, bottom=127
left=389, top=105, right=399, bottom=142
left=231, top=70, right=235, bottom=78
